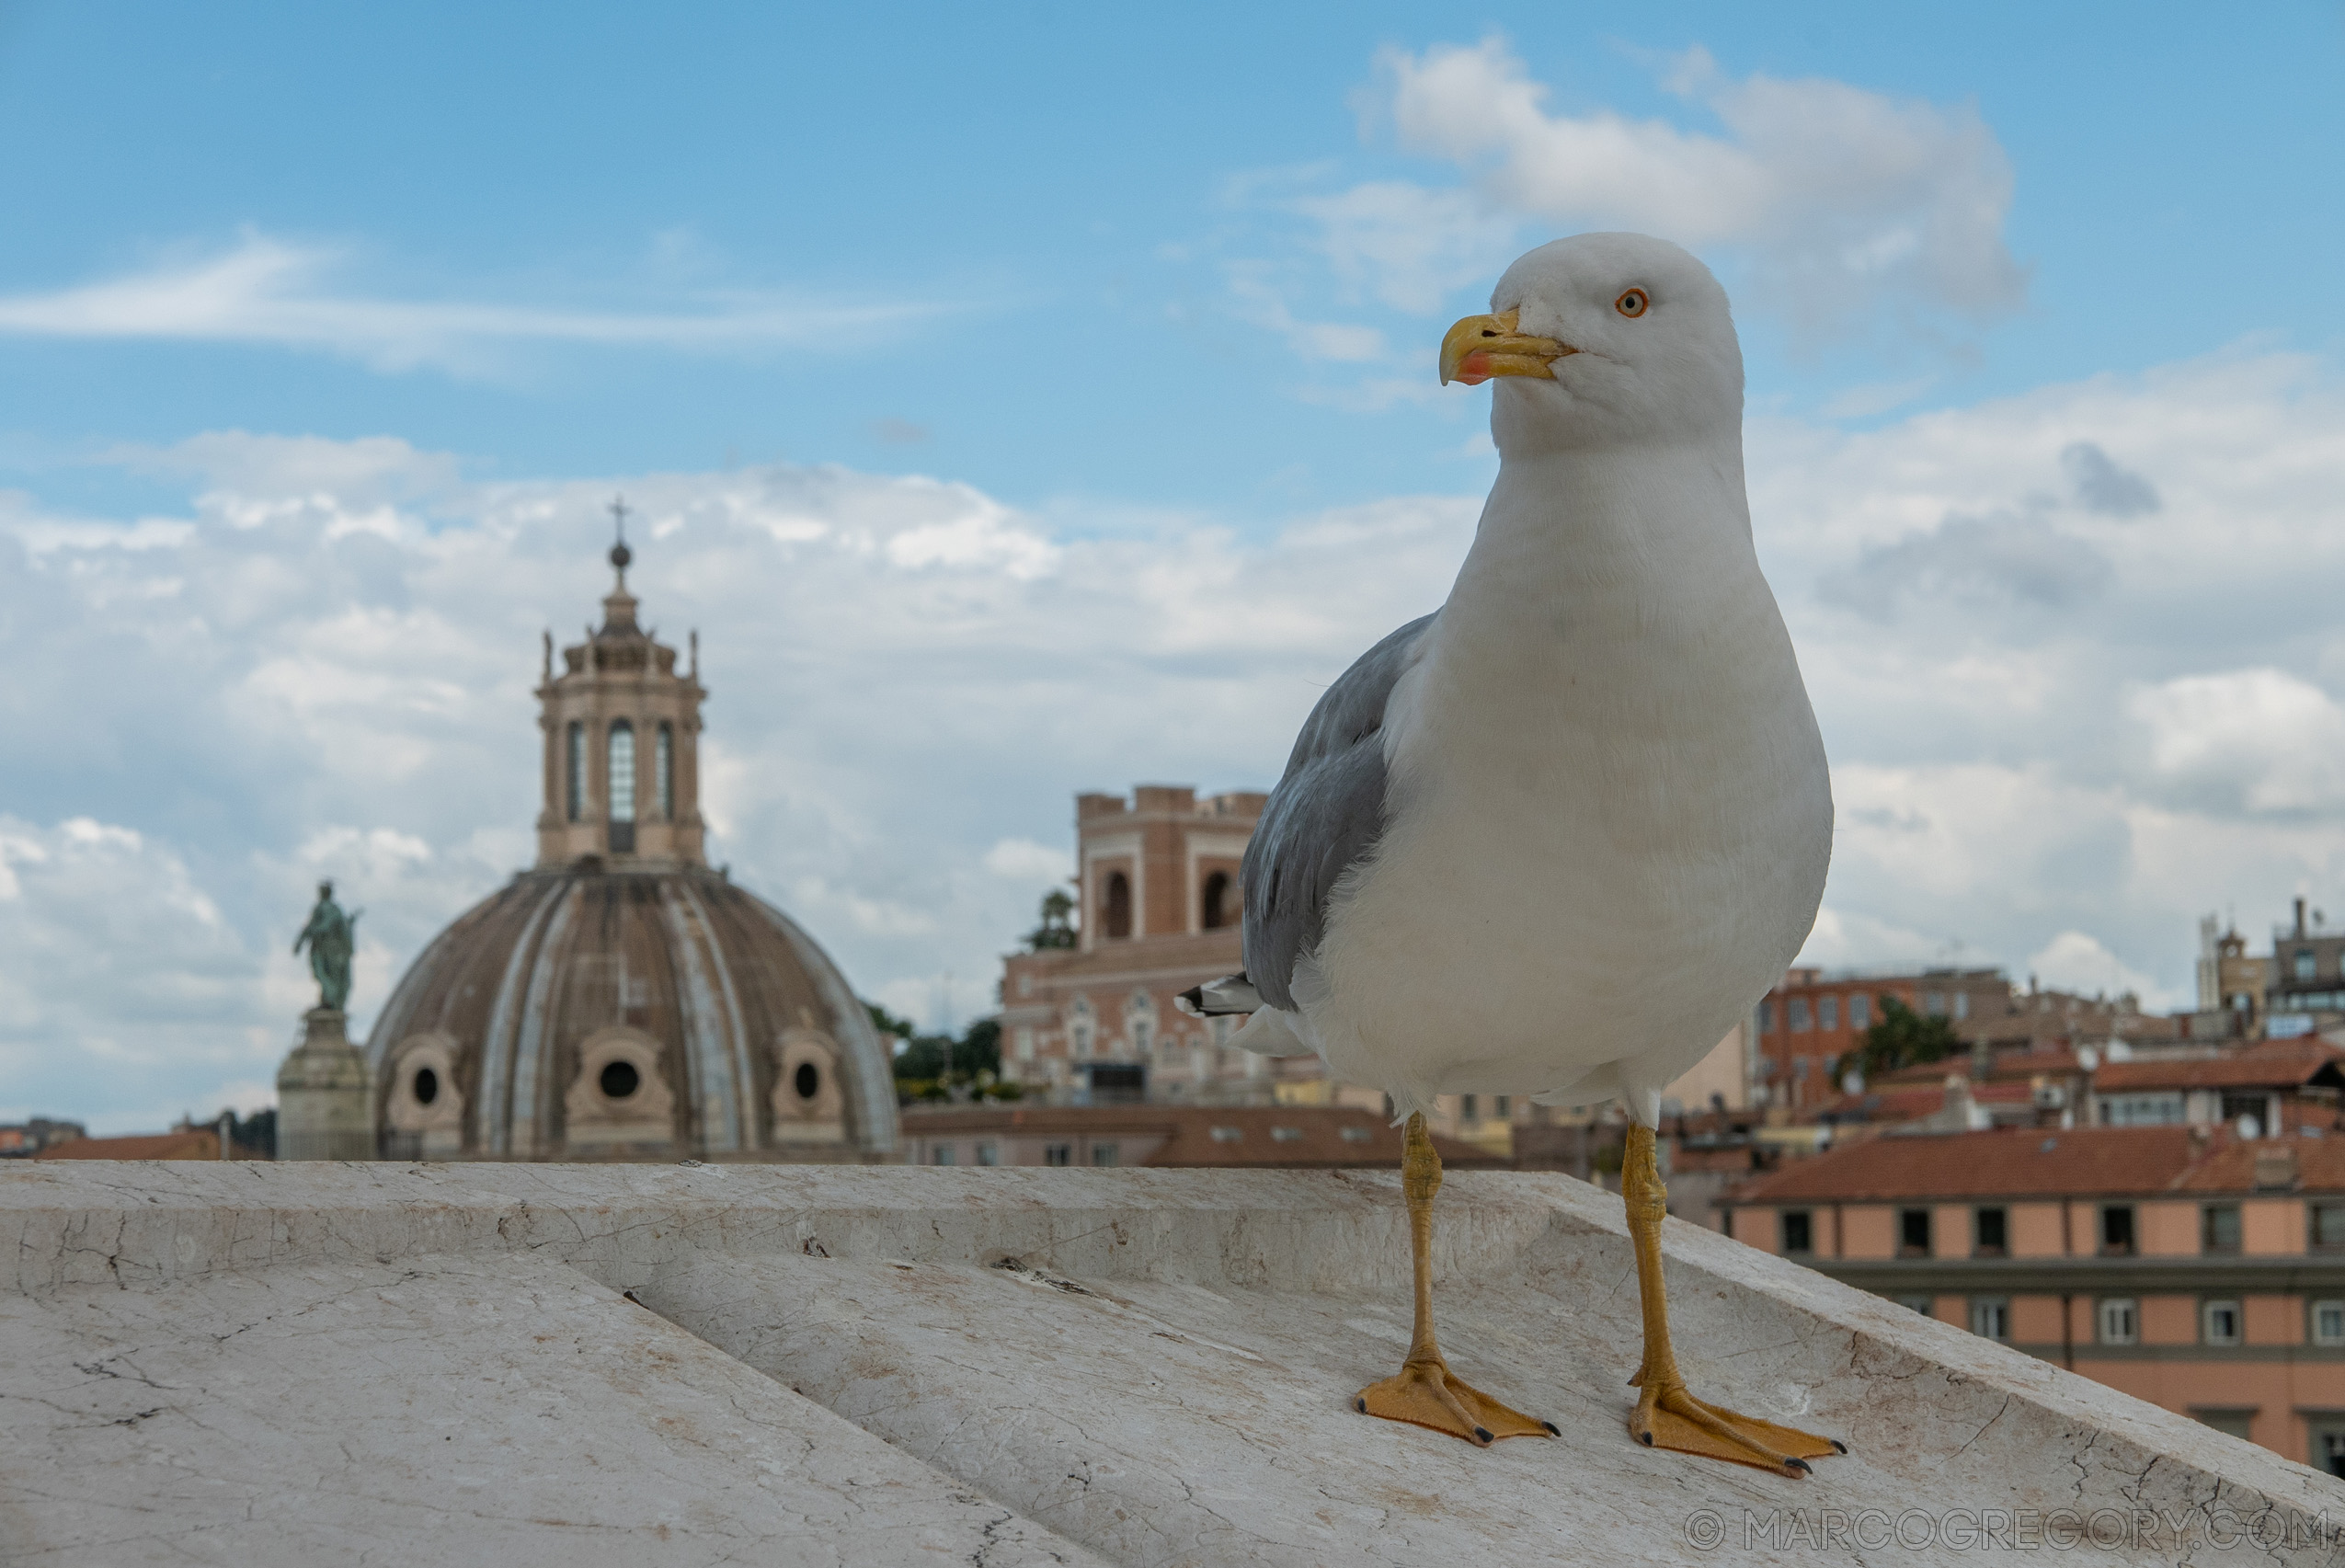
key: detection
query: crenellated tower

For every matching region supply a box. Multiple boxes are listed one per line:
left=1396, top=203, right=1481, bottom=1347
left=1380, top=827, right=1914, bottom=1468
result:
left=535, top=500, right=708, bottom=868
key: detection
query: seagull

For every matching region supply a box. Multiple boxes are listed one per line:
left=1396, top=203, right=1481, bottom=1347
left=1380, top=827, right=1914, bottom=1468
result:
left=1182, top=233, right=1842, bottom=1476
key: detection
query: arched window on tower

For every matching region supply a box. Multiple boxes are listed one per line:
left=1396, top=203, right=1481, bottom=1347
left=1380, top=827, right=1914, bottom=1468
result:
left=566, top=722, right=585, bottom=822
left=657, top=722, right=674, bottom=820
left=1200, top=871, right=1231, bottom=931
left=608, top=721, right=636, bottom=853
left=1103, top=871, right=1132, bottom=940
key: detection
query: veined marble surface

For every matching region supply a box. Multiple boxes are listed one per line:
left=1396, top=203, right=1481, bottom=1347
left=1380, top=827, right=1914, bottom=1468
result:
left=3, top=1162, right=2339, bottom=1565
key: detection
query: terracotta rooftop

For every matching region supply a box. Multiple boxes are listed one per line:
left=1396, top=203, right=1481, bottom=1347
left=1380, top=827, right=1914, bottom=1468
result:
left=33, top=1131, right=264, bottom=1162
left=1728, top=1125, right=2216, bottom=1204
left=2088, top=1039, right=2345, bottom=1093
left=898, top=1104, right=1504, bottom=1168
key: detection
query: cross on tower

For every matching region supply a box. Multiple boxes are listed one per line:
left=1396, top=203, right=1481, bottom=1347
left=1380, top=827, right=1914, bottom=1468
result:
left=608, top=495, right=631, bottom=544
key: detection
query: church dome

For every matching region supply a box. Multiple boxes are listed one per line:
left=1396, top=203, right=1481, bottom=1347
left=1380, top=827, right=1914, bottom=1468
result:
left=362, top=506, right=898, bottom=1162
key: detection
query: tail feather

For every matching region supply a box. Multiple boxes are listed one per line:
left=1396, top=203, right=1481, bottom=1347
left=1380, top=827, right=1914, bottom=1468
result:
left=1176, top=973, right=1263, bottom=1015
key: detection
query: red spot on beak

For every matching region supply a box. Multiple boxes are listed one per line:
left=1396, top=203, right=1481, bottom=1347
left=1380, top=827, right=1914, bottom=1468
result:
left=1454, top=350, right=1493, bottom=386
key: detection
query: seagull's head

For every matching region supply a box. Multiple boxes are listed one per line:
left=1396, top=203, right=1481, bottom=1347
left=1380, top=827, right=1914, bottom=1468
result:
left=1441, top=233, right=1742, bottom=455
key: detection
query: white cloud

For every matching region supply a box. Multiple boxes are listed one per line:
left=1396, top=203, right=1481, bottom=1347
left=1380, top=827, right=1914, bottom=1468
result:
left=0, top=433, right=1476, bottom=1128
left=0, top=232, right=950, bottom=374
left=2130, top=670, right=2345, bottom=814
left=1368, top=39, right=2027, bottom=338
left=1772, top=348, right=2345, bottom=1008
left=2027, top=931, right=2161, bottom=1004
left=983, top=838, right=1074, bottom=884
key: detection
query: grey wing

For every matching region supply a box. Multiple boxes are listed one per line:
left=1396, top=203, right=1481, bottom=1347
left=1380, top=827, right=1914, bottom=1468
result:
left=1241, top=613, right=1434, bottom=1012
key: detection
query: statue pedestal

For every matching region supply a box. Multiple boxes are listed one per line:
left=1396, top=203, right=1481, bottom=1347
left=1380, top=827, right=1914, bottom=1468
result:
left=275, top=1008, right=372, bottom=1161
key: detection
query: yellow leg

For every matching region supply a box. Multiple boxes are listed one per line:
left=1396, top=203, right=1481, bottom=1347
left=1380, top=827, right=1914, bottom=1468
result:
left=1623, top=1124, right=1845, bottom=1476
left=1355, top=1113, right=1557, bottom=1446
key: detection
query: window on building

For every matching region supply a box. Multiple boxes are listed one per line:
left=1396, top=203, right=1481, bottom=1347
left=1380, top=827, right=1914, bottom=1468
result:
left=1973, top=1207, right=2008, bottom=1258
left=2099, top=1299, right=2138, bottom=1345
left=2313, top=1300, right=2345, bottom=1346
left=1819, top=995, right=1838, bottom=1031
left=1103, top=871, right=1133, bottom=939
left=1780, top=1210, right=1813, bottom=1254
left=2220, top=1093, right=2270, bottom=1135
left=2313, top=1421, right=2345, bottom=1479
left=2202, top=1299, right=2243, bottom=1345
left=1758, top=1001, right=1774, bottom=1034
left=975, top=1141, right=998, bottom=1167
left=1130, top=1018, right=1152, bottom=1059
left=1926, top=992, right=1948, bottom=1017
left=1460, top=1094, right=1478, bottom=1122
left=1896, top=1295, right=1933, bottom=1314
left=931, top=1145, right=955, bottom=1166
left=1789, top=998, right=1812, bottom=1031
left=1012, top=1027, right=1035, bottom=1062
left=2298, top=949, right=2318, bottom=981
left=2202, top=1204, right=2243, bottom=1255
left=566, top=721, right=585, bottom=821
left=2195, top=1409, right=2256, bottom=1442
left=1201, top=871, right=1231, bottom=931
left=1044, top=1143, right=1071, bottom=1167
left=2313, top=1206, right=2345, bottom=1252
left=2101, top=1093, right=2185, bottom=1127
left=1954, top=991, right=1970, bottom=1020
left=1493, top=1096, right=1511, bottom=1118
left=656, top=722, right=674, bottom=819
left=2100, top=1206, right=2136, bottom=1257
left=1969, top=1299, right=2011, bottom=1342
left=1899, top=1208, right=1933, bottom=1258
left=1091, top=1142, right=1118, bottom=1167
left=607, top=722, right=635, bottom=851
left=608, top=722, right=635, bottom=821
left=1792, top=1055, right=1811, bottom=1079
left=1850, top=994, right=1870, bottom=1030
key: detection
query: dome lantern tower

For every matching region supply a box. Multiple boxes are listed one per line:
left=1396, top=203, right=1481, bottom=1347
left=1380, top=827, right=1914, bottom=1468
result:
left=536, top=496, right=708, bottom=868
left=362, top=509, right=899, bottom=1164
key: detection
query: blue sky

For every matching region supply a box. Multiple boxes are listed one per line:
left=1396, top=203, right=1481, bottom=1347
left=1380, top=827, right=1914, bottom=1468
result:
left=5, top=3, right=2341, bottom=514
left=5, top=3, right=2345, bottom=1128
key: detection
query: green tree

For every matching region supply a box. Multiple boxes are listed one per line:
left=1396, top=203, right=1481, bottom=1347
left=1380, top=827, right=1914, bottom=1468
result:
left=1859, top=995, right=1962, bottom=1078
left=866, top=1001, right=918, bottom=1042
left=953, top=1017, right=1002, bottom=1078
left=870, top=1001, right=1016, bottom=1104
left=1024, top=888, right=1077, bottom=951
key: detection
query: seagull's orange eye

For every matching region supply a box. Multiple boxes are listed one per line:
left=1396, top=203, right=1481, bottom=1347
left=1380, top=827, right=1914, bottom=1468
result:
left=1615, top=288, right=1649, bottom=318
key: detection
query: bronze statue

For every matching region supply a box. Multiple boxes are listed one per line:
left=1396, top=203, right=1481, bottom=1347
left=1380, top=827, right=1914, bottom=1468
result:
left=293, top=880, right=361, bottom=1013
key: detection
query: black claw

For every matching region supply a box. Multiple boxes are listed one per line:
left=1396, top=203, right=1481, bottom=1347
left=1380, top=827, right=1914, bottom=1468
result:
left=1473, top=1426, right=1493, bottom=1444
left=1355, top=1398, right=1367, bottom=1413
left=1785, top=1458, right=1813, bottom=1477
left=1541, top=1420, right=1561, bottom=1436
left=1640, top=1431, right=1654, bottom=1446
left=1830, top=1439, right=1848, bottom=1455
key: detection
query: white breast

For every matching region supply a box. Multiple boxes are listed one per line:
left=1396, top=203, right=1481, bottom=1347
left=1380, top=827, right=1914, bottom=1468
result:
left=1291, top=449, right=1831, bottom=1120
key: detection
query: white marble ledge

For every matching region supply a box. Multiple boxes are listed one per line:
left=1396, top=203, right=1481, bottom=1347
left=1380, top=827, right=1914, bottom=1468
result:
left=4, top=1162, right=2343, bottom=1565
left=0, top=1246, right=1105, bottom=1568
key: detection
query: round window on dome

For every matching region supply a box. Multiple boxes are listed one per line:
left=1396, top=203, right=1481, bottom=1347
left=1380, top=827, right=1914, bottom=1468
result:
left=413, top=1066, right=440, bottom=1106
left=794, top=1061, right=820, bottom=1100
left=599, top=1059, right=641, bottom=1100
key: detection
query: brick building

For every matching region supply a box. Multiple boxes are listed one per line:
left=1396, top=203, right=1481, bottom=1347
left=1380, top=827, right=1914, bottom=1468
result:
left=1721, top=1125, right=2345, bottom=1471
left=999, top=785, right=1275, bottom=1102
left=1756, top=967, right=2177, bottom=1113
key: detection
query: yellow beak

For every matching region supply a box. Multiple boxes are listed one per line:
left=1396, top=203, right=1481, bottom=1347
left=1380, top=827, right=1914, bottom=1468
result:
left=1439, top=309, right=1573, bottom=386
